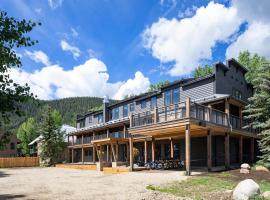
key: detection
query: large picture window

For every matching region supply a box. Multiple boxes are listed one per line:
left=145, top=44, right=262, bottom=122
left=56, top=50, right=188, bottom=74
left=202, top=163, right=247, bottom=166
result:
left=141, top=100, right=146, bottom=109
left=96, top=114, right=103, bottom=124
left=232, top=88, right=242, bottom=100
left=151, top=96, right=157, bottom=109
left=164, top=90, right=171, bottom=106
left=173, top=88, right=180, bottom=104
left=112, top=107, right=119, bottom=120
left=130, top=102, right=135, bottom=112
left=123, top=104, right=128, bottom=117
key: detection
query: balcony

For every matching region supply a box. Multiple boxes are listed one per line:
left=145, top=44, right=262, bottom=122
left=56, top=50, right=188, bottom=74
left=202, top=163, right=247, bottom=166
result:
left=130, top=100, right=257, bottom=134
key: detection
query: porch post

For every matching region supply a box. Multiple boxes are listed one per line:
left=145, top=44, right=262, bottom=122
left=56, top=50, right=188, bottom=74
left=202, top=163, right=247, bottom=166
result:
left=170, top=138, right=174, bottom=159
left=225, top=133, right=230, bottom=169
left=106, top=145, right=109, bottom=162
left=225, top=99, right=230, bottom=126
left=82, top=147, right=84, bottom=163
left=93, top=146, right=96, bottom=162
left=116, top=144, right=119, bottom=162
left=124, top=124, right=127, bottom=138
left=239, top=107, right=243, bottom=128
left=151, top=138, right=155, bottom=162
left=127, top=143, right=130, bottom=162
left=129, top=137, right=133, bottom=171
left=71, top=148, right=74, bottom=163
left=72, top=135, right=74, bottom=145
left=207, top=131, right=212, bottom=171
left=144, top=140, right=148, bottom=163
left=185, top=124, right=191, bottom=176
left=239, top=136, right=243, bottom=164
left=250, top=138, right=255, bottom=163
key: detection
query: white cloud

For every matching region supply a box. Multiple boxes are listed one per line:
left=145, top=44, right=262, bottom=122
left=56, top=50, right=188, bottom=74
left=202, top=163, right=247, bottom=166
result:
left=60, top=40, right=81, bottom=59
left=143, top=2, right=241, bottom=76
left=25, top=50, right=51, bottom=66
left=34, top=8, right=42, bottom=14
left=226, top=0, right=270, bottom=60
left=226, top=22, right=270, bottom=59
left=9, top=58, right=150, bottom=100
left=48, top=0, right=63, bottom=9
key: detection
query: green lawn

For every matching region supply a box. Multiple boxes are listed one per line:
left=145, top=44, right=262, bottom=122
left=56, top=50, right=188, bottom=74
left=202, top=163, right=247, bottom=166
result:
left=146, top=172, right=270, bottom=200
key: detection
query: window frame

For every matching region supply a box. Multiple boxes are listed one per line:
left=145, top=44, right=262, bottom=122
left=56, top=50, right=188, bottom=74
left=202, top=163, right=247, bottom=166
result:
left=164, top=90, right=171, bottom=106
left=141, top=100, right=147, bottom=109
left=111, top=107, right=119, bottom=120
left=150, top=96, right=157, bottom=109
left=123, top=104, right=128, bottom=117
left=172, top=88, right=180, bottom=104
left=129, top=102, right=135, bottom=112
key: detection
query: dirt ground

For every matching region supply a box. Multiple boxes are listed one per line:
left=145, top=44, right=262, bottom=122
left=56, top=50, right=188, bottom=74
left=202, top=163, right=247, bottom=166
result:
left=0, top=167, right=195, bottom=200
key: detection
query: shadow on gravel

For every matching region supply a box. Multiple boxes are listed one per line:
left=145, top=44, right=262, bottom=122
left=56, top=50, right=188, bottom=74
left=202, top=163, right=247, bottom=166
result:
left=0, top=171, right=10, bottom=178
left=0, top=194, right=25, bottom=200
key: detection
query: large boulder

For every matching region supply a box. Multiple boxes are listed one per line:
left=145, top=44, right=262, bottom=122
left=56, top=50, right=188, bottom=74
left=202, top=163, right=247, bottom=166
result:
left=233, top=179, right=260, bottom=200
left=255, top=165, right=269, bottom=172
left=263, top=191, right=270, bottom=200
left=240, top=163, right=251, bottom=174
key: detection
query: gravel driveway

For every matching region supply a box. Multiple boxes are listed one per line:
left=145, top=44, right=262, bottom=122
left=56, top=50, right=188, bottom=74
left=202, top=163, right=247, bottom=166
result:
left=0, top=167, right=193, bottom=200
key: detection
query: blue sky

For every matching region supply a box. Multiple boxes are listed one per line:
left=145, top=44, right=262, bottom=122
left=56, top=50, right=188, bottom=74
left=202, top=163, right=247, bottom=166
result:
left=2, top=0, right=270, bottom=100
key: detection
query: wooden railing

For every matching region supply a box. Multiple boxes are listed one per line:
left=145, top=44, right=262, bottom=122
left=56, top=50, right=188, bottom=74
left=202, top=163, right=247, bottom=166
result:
left=0, top=157, right=39, bottom=168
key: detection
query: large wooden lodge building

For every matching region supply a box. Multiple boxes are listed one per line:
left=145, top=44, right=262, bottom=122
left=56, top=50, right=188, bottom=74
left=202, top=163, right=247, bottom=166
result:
left=67, top=59, right=259, bottom=174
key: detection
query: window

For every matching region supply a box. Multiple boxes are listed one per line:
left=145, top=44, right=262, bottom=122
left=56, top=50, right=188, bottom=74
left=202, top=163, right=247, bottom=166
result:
left=79, top=120, right=85, bottom=128
left=10, top=142, right=15, bottom=150
left=123, top=105, right=128, bottom=117
left=141, top=100, right=146, bottom=109
left=129, top=103, right=135, bottom=112
left=151, top=96, right=157, bottom=109
left=232, top=88, right=242, bottom=100
left=164, top=90, right=171, bottom=106
left=173, top=88, right=180, bottom=104
left=97, top=114, right=103, bottom=123
left=89, top=116, right=92, bottom=123
left=112, top=107, right=119, bottom=120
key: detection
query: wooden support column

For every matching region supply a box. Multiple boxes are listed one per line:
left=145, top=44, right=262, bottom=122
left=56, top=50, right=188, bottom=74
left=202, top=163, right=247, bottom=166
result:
left=129, top=137, right=133, bottom=171
left=154, top=107, right=158, bottom=123
left=151, top=138, right=155, bottom=162
left=207, top=131, right=212, bottom=171
left=71, top=148, right=74, bottom=163
left=185, top=124, right=191, bottom=176
left=106, top=129, right=109, bottom=138
left=124, top=124, right=127, bottom=138
left=225, top=133, right=230, bottom=169
left=144, top=140, right=148, bottom=163
left=186, top=97, right=191, bottom=118
left=225, top=99, right=230, bottom=126
left=93, top=132, right=95, bottom=140
left=93, top=146, right=96, bottom=162
left=111, top=143, right=116, bottom=162
left=72, top=135, right=74, bottom=145
left=239, top=107, right=243, bottom=128
left=116, top=143, right=119, bottom=162
left=106, top=145, right=109, bottom=162
left=82, top=147, right=84, bottom=163
left=250, top=138, right=255, bottom=163
left=82, top=134, right=84, bottom=145
left=127, top=143, right=130, bottom=162
left=239, top=136, right=243, bottom=164
left=170, top=139, right=174, bottom=159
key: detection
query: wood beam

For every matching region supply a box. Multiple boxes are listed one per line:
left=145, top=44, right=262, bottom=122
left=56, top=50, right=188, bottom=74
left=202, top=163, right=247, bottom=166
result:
left=151, top=138, right=155, bottom=162
left=225, top=133, right=230, bottom=169
left=239, top=136, right=243, bottom=164
left=185, top=124, right=191, bottom=176
left=116, top=143, right=119, bottom=162
left=186, top=98, right=191, bottom=118
left=106, top=145, right=109, bottom=162
left=170, top=139, right=174, bottom=159
left=111, top=143, right=116, bottom=162
left=82, top=147, right=84, bottom=163
left=93, top=146, right=96, bottom=162
left=207, top=131, right=212, bottom=171
left=71, top=148, right=74, bottom=163
left=144, top=140, right=148, bottom=163
left=129, top=137, right=133, bottom=171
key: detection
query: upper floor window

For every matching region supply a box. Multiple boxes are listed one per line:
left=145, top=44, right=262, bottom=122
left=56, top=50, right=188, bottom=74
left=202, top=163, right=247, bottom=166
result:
left=173, top=88, right=180, bottom=104
left=151, top=96, right=157, bottom=109
left=129, top=103, right=135, bottom=112
left=79, top=120, right=85, bottom=128
left=164, top=90, right=171, bottom=106
left=123, top=104, right=128, bottom=117
left=232, top=88, right=242, bottom=100
left=112, top=107, right=119, bottom=120
left=96, top=114, right=103, bottom=124
left=141, top=100, right=146, bottom=109
left=89, top=116, right=92, bottom=123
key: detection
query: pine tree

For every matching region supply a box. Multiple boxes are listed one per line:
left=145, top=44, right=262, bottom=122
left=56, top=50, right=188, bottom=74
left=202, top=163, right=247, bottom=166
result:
left=39, top=106, right=66, bottom=166
left=244, top=62, right=270, bottom=168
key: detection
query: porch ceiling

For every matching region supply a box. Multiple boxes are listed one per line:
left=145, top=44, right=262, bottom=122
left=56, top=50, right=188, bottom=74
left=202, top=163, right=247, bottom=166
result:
left=91, top=138, right=128, bottom=145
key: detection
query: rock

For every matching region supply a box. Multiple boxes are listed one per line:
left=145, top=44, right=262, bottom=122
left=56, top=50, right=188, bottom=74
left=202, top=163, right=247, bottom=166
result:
left=255, top=165, right=269, bottom=172
left=232, top=179, right=260, bottom=200
left=263, top=191, right=270, bottom=199
left=240, top=163, right=251, bottom=174
left=241, top=163, right=251, bottom=169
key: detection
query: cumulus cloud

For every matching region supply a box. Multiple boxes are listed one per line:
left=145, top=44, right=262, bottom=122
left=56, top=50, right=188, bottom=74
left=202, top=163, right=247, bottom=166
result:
left=143, top=2, right=241, bottom=76
left=9, top=58, right=150, bottom=100
left=25, top=50, right=51, bottom=66
left=226, top=22, right=270, bottom=59
left=226, top=0, right=270, bottom=60
left=60, top=40, right=81, bottom=59
left=48, top=0, right=63, bottom=9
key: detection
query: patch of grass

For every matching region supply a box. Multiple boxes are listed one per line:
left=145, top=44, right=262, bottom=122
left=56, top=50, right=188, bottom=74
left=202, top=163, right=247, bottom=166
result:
left=259, top=180, right=270, bottom=192
left=146, top=176, right=235, bottom=199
